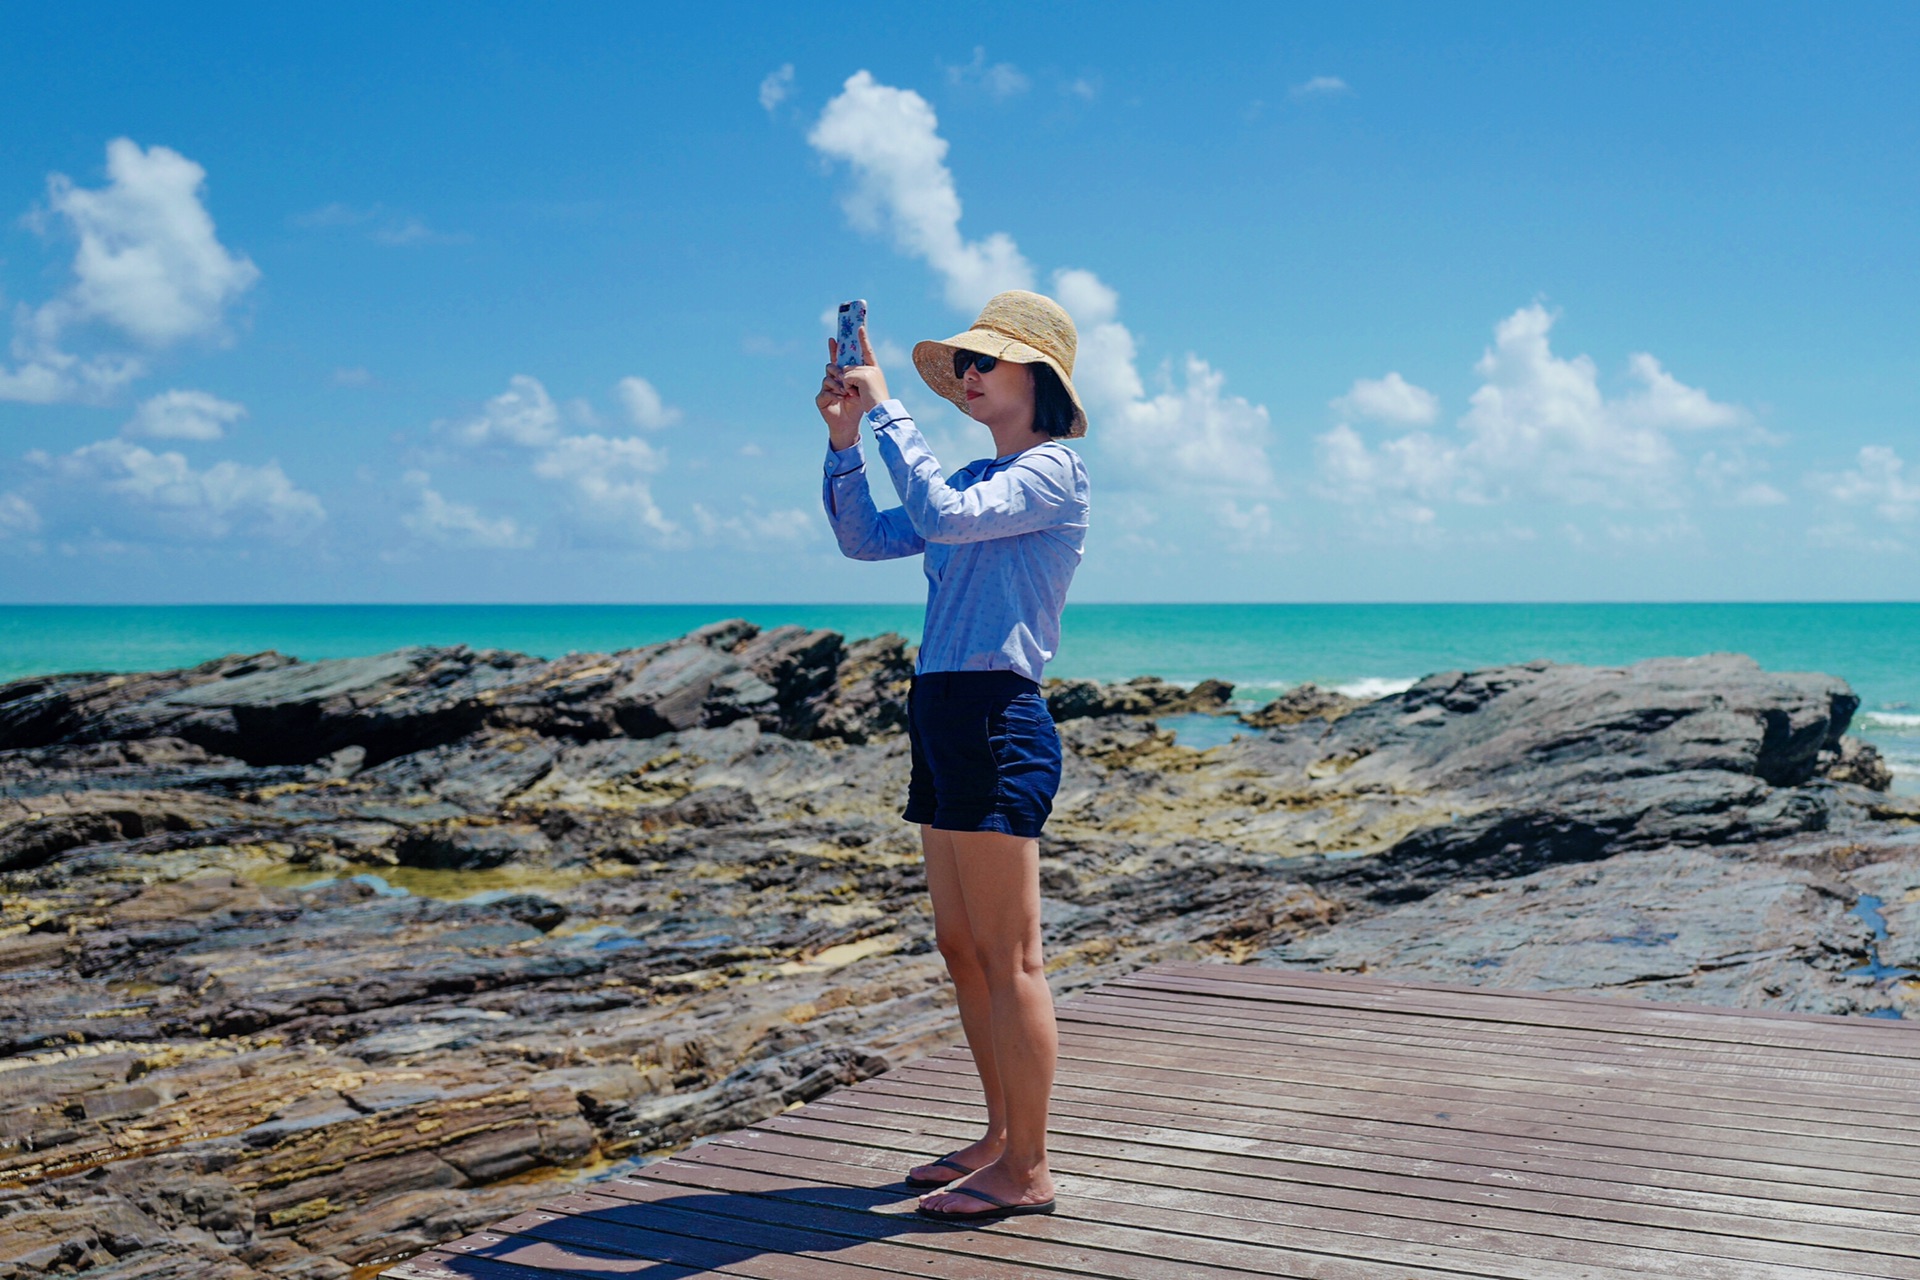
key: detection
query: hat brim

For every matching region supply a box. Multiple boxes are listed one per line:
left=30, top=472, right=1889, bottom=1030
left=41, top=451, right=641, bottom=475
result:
left=912, top=328, right=1088, bottom=439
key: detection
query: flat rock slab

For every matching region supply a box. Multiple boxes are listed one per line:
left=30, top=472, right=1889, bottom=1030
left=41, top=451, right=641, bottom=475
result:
left=385, top=961, right=1920, bottom=1280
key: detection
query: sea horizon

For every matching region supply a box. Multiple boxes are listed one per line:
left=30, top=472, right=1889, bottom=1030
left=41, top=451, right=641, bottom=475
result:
left=6, top=602, right=1916, bottom=792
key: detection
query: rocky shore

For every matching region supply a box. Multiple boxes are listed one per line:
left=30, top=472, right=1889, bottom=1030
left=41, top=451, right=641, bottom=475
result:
left=2, top=621, right=1915, bottom=1278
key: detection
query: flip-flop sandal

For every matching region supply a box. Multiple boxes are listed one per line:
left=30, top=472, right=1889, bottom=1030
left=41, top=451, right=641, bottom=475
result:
left=903, top=1153, right=980, bottom=1189
left=914, top=1184, right=1058, bottom=1222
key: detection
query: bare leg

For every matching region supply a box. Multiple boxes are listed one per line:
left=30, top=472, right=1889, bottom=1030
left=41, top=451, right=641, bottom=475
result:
left=908, top=825, right=1007, bottom=1183
left=917, top=829, right=1057, bottom=1212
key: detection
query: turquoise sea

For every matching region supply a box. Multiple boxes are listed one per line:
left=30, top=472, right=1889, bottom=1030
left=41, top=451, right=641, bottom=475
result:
left=2, top=603, right=1915, bottom=792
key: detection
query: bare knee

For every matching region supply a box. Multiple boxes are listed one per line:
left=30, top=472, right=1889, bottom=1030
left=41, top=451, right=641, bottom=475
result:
left=936, top=928, right=986, bottom=980
left=976, top=941, right=1047, bottom=990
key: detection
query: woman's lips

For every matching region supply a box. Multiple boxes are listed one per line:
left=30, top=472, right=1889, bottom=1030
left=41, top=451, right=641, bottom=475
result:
left=964, top=391, right=982, bottom=400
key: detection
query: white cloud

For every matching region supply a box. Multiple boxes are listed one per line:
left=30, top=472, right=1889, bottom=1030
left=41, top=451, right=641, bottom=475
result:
left=1217, top=499, right=1274, bottom=542
left=1103, top=354, right=1275, bottom=494
left=1614, top=353, right=1744, bottom=430
left=441, top=374, right=683, bottom=547
left=1066, top=76, right=1100, bottom=102
left=1052, top=266, right=1273, bottom=494
left=1332, top=372, right=1438, bottom=426
left=1811, top=445, right=1920, bottom=523
left=402, top=472, right=534, bottom=549
left=944, top=48, right=1030, bottom=100
left=0, top=492, right=41, bottom=538
left=2, top=139, right=257, bottom=403
left=1695, top=449, right=1787, bottom=507
left=0, top=344, right=144, bottom=405
left=534, top=432, right=679, bottom=543
left=333, top=366, right=374, bottom=388
left=43, top=139, right=260, bottom=347
left=1314, top=423, right=1455, bottom=523
left=616, top=375, right=681, bottom=430
left=692, top=501, right=816, bottom=546
left=759, top=63, right=795, bottom=113
left=807, top=75, right=1276, bottom=501
left=808, top=72, right=1034, bottom=311
left=123, top=388, right=247, bottom=440
left=456, top=374, right=563, bottom=446
left=1290, top=76, right=1350, bottom=99
left=1319, top=303, right=1754, bottom=517
left=28, top=437, right=324, bottom=542
left=293, top=202, right=466, bottom=247
left=1457, top=303, right=1693, bottom=503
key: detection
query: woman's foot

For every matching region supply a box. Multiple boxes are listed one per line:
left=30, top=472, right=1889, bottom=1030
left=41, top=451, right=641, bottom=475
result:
left=916, top=1156, right=1054, bottom=1216
left=906, top=1133, right=1004, bottom=1188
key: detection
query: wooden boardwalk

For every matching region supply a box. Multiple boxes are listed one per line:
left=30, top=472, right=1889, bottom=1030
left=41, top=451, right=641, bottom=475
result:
left=383, top=962, right=1920, bottom=1280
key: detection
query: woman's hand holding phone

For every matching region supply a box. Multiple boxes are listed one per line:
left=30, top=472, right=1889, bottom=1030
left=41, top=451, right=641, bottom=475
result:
left=815, top=324, right=888, bottom=451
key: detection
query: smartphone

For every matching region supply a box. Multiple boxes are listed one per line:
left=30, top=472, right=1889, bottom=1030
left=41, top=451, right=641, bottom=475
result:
left=835, top=299, right=867, bottom=369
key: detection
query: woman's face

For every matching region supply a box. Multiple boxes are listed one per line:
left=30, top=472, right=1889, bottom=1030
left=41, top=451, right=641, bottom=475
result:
left=960, top=356, right=1036, bottom=431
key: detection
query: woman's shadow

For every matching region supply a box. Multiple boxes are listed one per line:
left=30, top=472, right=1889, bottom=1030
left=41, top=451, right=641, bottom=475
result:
left=441, top=1168, right=1000, bottom=1276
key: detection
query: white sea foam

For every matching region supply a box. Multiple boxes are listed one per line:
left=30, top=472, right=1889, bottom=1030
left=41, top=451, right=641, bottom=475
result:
left=1334, top=677, right=1419, bottom=701
left=1862, top=711, right=1920, bottom=729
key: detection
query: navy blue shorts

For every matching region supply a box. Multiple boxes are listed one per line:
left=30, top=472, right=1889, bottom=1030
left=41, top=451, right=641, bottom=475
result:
left=904, top=671, right=1062, bottom=837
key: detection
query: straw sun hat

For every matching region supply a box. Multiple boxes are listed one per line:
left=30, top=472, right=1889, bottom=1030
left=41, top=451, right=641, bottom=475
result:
left=911, top=290, right=1088, bottom=439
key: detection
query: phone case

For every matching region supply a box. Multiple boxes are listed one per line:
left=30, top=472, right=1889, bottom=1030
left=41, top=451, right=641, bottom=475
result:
left=836, top=299, right=867, bottom=368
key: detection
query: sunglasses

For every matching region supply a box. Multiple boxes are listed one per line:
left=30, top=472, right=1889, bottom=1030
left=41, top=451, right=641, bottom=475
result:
left=951, top=350, right=1000, bottom=380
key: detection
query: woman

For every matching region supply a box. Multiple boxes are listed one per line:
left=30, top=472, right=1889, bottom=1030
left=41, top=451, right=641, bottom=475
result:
left=815, top=289, right=1091, bottom=1222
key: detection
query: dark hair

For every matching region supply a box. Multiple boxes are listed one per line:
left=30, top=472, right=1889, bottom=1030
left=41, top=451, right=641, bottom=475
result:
left=1030, top=362, right=1077, bottom=437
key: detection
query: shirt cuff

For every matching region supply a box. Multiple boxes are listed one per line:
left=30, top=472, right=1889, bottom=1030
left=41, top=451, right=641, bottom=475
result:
left=824, top=441, right=865, bottom=477
left=865, top=398, right=911, bottom=432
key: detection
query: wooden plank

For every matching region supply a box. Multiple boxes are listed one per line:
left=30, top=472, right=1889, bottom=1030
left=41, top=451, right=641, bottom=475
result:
left=1124, top=968, right=1920, bottom=1058
left=716, top=1109, right=1920, bottom=1247
left=896, top=1066, right=1910, bottom=1195
left=667, top=1126, right=1881, bottom=1280
left=1049, top=1017, right=1920, bottom=1135
left=1072, top=986, right=1920, bottom=1097
left=1036, top=1019, right=1920, bottom=1157
left=631, top=1147, right=1696, bottom=1280
left=898, top=1043, right=1908, bottom=1156
left=674, top=1119, right=1906, bottom=1280
left=848, top=1074, right=1920, bottom=1235
left=1120, top=967, right=1918, bottom=1057
left=1157, top=963, right=1920, bottom=1040
left=382, top=963, right=1920, bottom=1280
left=760, top=1101, right=1920, bottom=1224
left=775, top=1090, right=1920, bottom=1235
left=716, top=1091, right=1917, bottom=1269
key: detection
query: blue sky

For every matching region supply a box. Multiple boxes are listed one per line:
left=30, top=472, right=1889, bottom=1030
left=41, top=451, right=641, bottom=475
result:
left=1, top=2, right=1915, bottom=602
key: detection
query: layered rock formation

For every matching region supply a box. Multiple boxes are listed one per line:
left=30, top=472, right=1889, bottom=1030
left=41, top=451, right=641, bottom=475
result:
left=2, top=630, right=1914, bottom=1278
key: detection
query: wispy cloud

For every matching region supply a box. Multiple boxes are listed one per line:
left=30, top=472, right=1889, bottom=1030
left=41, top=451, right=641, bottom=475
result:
left=401, top=470, right=533, bottom=549
left=425, top=373, right=689, bottom=548
left=292, top=202, right=469, bottom=247
left=122, top=389, right=247, bottom=441
left=943, top=47, right=1030, bottom=100
left=1810, top=445, right=1920, bottom=523
left=22, top=437, right=324, bottom=543
left=759, top=63, right=795, bottom=113
left=1290, top=75, right=1350, bottom=100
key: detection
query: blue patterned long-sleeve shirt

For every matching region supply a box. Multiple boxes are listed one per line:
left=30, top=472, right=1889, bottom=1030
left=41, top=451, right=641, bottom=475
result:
left=822, top=398, right=1090, bottom=683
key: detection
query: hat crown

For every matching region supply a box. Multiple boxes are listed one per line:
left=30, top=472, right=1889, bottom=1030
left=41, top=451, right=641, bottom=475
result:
left=975, top=290, right=1077, bottom=376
